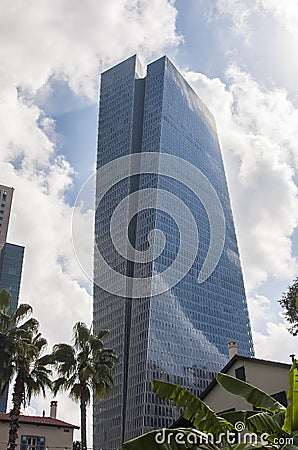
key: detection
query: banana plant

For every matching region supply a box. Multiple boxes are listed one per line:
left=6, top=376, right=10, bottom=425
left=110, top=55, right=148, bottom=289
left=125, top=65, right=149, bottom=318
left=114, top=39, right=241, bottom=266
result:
left=123, top=380, right=268, bottom=449
left=122, top=361, right=298, bottom=449
left=152, top=379, right=233, bottom=434
left=282, top=359, right=298, bottom=434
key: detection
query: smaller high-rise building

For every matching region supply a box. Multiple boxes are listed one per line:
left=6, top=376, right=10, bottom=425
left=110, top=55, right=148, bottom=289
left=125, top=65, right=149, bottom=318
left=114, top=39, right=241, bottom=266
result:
left=0, top=184, right=24, bottom=412
left=0, top=186, right=14, bottom=251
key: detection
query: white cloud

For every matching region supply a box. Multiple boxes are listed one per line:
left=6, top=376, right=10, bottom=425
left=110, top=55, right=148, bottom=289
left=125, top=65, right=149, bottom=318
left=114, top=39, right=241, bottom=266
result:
left=215, top=0, right=298, bottom=40
left=212, top=0, right=298, bottom=101
left=244, top=294, right=296, bottom=364
left=0, top=0, right=180, bottom=99
left=214, top=0, right=256, bottom=37
left=21, top=405, right=37, bottom=416
left=185, top=67, right=298, bottom=290
left=247, top=294, right=277, bottom=330
left=260, top=1, right=298, bottom=39
left=254, top=320, right=297, bottom=363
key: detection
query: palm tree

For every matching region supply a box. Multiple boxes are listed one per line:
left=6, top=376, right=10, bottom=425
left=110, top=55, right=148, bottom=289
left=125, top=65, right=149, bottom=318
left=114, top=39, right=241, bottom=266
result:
left=7, top=327, right=52, bottom=450
left=52, top=322, right=118, bottom=450
left=0, top=289, right=39, bottom=400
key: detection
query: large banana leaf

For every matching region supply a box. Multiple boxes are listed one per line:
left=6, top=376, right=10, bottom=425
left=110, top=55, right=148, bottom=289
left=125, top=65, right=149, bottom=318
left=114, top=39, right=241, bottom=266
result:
left=247, top=411, right=287, bottom=437
left=152, top=380, right=233, bottom=433
left=283, top=360, right=298, bottom=434
left=217, top=373, right=285, bottom=413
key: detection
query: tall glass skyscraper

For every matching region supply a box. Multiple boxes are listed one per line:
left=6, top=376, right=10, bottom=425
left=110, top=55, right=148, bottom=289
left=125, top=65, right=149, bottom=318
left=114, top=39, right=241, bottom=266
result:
left=0, top=185, right=24, bottom=412
left=93, top=55, right=254, bottom=449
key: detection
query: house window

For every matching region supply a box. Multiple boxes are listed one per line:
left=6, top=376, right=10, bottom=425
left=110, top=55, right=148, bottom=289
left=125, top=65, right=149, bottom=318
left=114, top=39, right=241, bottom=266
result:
left=271, top=391, right=287, bottom=407
left=235, top=366, right=246, bottom=381
left=20, top=435, right=45, bottom=450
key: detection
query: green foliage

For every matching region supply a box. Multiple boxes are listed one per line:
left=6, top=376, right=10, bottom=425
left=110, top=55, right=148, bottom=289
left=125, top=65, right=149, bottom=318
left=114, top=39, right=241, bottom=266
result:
left=0, top=290, right=119, bottom=450
left=279, top=277, right=298, bottom=336
left=52, top=322, right=117, bottom=450
left=283, top=360, right=298, bottom=434
left=52, top=322, right=117, bottom=403
left=248, top=411, right=285, bottom=435
left=7, top=312, right=52, bottom=450
left=10, top=331, right=52, bottom=404
left=0, top=289, right=39, bottom=396
left=123, top=366, right=296, bottom=450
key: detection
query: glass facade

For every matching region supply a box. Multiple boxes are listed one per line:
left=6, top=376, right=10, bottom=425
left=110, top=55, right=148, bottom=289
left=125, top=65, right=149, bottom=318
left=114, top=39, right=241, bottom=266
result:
left=0, top=242, right=24, bottom=412
left=93, top=55, right=254, bottom=449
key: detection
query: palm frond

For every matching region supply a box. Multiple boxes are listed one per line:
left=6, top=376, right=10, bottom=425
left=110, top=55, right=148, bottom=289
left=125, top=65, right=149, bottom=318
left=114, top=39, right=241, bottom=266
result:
left=52, top=343, right=76, bottom=375
left=73, top=322, right=90, bottom=350
left=69, top=383, right=84, bottom=402
left=12, top=304, right=33, bottom=325
left=18, top=318, right=39, bottom=334
left=96, top=330, right=109, bottom=340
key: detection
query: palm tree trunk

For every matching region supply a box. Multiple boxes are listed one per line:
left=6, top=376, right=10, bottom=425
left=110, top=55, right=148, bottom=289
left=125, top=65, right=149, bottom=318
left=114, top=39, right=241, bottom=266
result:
left=8, top=372, right=24, bottom=450
left=0, top=337, right=5, bottom=393
left=80, top=391, right=87, bottom=450
left=0, top=338, right=10, bottom=403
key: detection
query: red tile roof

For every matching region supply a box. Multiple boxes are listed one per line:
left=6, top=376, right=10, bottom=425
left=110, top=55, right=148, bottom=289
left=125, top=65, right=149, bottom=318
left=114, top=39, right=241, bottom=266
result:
left=0, top=413, right=79, bottom=429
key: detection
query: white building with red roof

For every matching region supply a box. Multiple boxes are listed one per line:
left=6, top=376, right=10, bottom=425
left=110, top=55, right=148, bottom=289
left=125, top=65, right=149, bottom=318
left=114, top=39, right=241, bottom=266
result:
left=0, top=401, right=79, bottom=450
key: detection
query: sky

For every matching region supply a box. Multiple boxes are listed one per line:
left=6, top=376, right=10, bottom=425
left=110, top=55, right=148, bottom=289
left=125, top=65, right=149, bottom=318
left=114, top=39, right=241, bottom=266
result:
left=1, top=0, right=298, bottom=442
